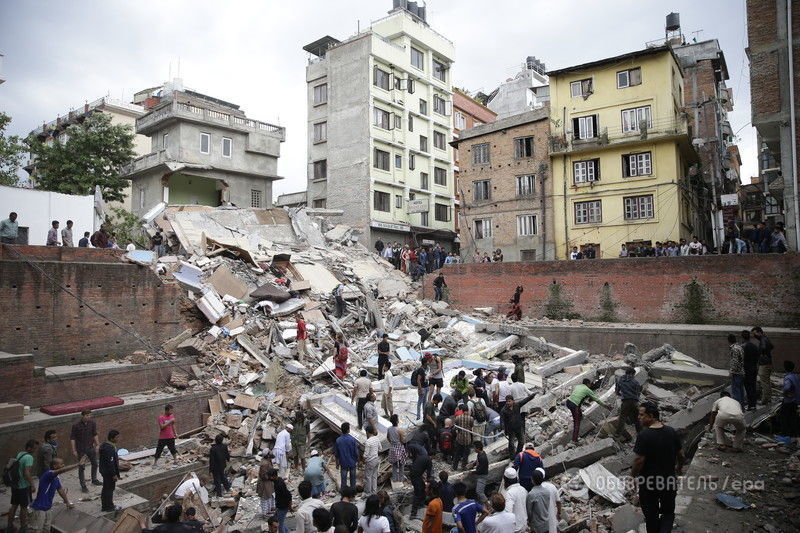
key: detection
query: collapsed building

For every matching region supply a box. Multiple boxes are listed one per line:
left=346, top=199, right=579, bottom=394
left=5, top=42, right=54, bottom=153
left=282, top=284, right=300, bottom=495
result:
left=0, top=206, right=791, bottom=532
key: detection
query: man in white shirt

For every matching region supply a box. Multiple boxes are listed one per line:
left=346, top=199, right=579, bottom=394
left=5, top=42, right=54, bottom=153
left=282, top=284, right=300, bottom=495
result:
left=708, top=391, right=746, bottom=450
left=501, top=468, right=528, bottom=533
left=363, top=426, right=382, bottom=495
left=273, top=424, right=292, bottom=478
left=688, top=236, right=703, bottom=255
left=540, top=473, right=561, bottom=533
left=477, top=493, right=516, bottom=533
left=174, top=473, right=210, bottom=504
left=295, top=480, right=324, bottom=533
left=351, top=370, right=373, bottom=430
left=509, top=377, right=531, bottom=414
left=382, top=362, right=394, bottom=417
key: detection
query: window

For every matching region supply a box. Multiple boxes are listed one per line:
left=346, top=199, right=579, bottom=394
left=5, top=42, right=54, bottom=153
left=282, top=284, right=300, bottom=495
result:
left=419, top=99, right=428, bottom=115
left=407, top=79, right=415, bottom=94
left=313, top=122, right=327, bottom=143
left=520, top=249, right=537, bottom=261
left=623, top=152, right=652, bottom=177
left=374, top=191, right=391, bottom=212
left=572, top=115, right=598, bottom=140
left=251, top=189, right=262, bottom=209
left=373, top=107, right=392, bottom=129
left=514, top=136, right=534, bottom=158
left=409, top=154, right=416, bottom=171
left=433, top=95, right=448, bottom=115
left=419, top=135, right=428, bottom=152
left=394, top=114, right=402, bottom=129
left=570, top=78, right=593, bottom=98
left=434, top=167, right=447, bottom=186
left=420, top=172, right=429, bottom=189
left=395, top=154, right=402, bottom=168
left=617, top=67, right=642, bottom=89
left=313, top=160, right=327, bottom=180
left=313, top=83, right=328, bottom=104
left=139, top=187, right=145, bottom=210
left=434, top=203, right=450, bottom=222
left=624, top=195, right=654, bottom=220
left=517, top=215, right=537, bottom=236
left=421, top=212, right=429, bottom=226
left=373, top=67, right=390, bottom=90
left=408, top=114, right=414, bottom=132
left=222, top=137, right=232, bottom=158
left=474, top=219, right=492, bottom=239
left=516, top=174, right=535, bottom=196
left=454, top=111, right=466, bottom=130
left=162, top=133, right=169, bottom=150
left=312, top=199, right=327, bottom=208
left=573, top=159, right=600, bottom=184
left=621, top=106, right=652, bottom=133
left=200, top=132, right=210, bottom=154
left=473, top=180, right=491, bottom=201
left=434, top=131, right=446, bottom=150
left=575, top=200, right=602, bottom=224
left=395, top=195, right=403, bottom=208
left=411, top=47, right=424, bottom=70
left=374, top=148, right=390, bottom=171
left=433, top=59, right=447, bottom=82
left=472, top=142, right=490, bottom=165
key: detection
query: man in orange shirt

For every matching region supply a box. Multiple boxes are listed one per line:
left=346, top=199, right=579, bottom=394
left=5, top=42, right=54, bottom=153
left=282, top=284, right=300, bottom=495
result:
left=422, top=479, right=443, bottom=532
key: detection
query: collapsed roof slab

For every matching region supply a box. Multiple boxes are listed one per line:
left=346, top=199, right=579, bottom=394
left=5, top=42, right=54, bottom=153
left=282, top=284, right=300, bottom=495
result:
left=648, top=362, right=729, bottom=386
left=307, top=392, right=390, bottom=451
left=543, top=437, right=618, bottom=477
left=532, top=349, right=588, bottom=379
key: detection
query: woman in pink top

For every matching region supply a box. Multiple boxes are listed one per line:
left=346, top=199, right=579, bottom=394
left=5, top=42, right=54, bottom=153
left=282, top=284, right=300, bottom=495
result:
left=154, top=404, right=179, bottom=465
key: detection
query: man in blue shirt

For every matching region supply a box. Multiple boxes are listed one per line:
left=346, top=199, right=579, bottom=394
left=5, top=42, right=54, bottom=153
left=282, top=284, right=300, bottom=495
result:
left=452, top=481, right=482, bottom=533
left=29, top=456, right=84, bottom=533
left=782, top=360, right=800, bottom=446
left=333, top=423, right=359, bottom=491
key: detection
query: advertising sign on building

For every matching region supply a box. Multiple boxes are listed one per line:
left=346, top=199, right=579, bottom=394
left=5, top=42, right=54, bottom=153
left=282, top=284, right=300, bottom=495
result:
left=407, top=198, right=429, bottom=214
left=720, top=193, right=739, bottom=207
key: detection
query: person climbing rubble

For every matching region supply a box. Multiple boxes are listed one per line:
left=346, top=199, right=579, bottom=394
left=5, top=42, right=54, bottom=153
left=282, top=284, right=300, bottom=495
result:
left=614, top=367, right=643, bottom=439
left=565, top=378, right=611, bottom=444
left=501, top=391, right=536, bottom=459
left=707, top=390, right=745, bottom=451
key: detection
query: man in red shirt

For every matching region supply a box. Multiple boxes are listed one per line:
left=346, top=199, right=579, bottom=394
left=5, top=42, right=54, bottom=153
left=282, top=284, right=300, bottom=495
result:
left=296, top=314, right=308, bottom=364
left=154, top=404, right=178, bottom=466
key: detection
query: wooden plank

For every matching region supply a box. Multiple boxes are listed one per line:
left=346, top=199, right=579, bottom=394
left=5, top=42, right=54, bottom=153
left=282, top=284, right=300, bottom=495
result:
left=112, top=508, right=146, bottom=533
left=208, top=396, right=222, bottom=417
left=233, top=393, right=260, bottom=411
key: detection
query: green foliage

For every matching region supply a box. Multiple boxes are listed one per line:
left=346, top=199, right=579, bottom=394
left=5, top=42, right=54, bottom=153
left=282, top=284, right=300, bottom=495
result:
left=675, top=278, right=714, bottom=324
left=545, top=281, right=580, bottom=320
left=106, top=207, right=148, bottom=249
left=596, top=282, right=619, bottom=322
left=28, top=113, right=135, bottom=202
left=0, top=112, right=25, bottom=186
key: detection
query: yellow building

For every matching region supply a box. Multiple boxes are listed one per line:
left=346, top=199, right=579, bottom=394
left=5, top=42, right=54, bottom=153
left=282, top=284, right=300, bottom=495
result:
left=548, top=45, right=702, bottom=259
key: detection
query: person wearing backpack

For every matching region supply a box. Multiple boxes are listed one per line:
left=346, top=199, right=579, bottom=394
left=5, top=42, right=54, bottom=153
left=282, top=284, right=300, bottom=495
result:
left=332, top=284, right=346, bottom=318
left=469, top=391, right=488, bottom=445
left=438, top=419, right=455, bottom=463
left=5, top=439, right=39, bottom=533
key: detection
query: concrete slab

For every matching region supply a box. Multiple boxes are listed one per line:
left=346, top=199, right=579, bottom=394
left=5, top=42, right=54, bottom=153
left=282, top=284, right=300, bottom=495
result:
left=648, top=362, right=729, bottom=386
left=611, top=503, right=644, bottom=533
left=543, top=438, right=617, bottom=477
left=533, top=350, right=588, bottom=378
left=666, top=393, right=717, bottom=432
left=579, top=462, right=626, bottom=504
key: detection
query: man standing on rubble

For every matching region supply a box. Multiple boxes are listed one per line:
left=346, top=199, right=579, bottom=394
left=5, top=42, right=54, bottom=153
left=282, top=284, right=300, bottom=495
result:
left=292, top=411, right=310, bottom=472
left=381, top=362, right=394, bottom=417
left=296, top=314, right=308, bottom=364
left=728, top=333, right=746, bottom=407
left=513, top=443, right=543, bottom=491
left=154, top=404, right=179, bottom=466
left=501, top=392, right=537, bottom=459
left=333, top=284, right=346, bottom=318
left=432, top=272, right=447, bottom=301
left=427, top=353, right=445, bottom=402
left=209, top=434, right=231, bottom=497
left=150, top=230, right=165, bottom=257
left=452, top=403, right=474, bottom=471
left=412, top=361, right=429, bottom=420
left=753, top=326, right=774, bottom=405
left=631, top=402, right=684, bottom=533
left=377, top=333, right=391, bottom=380
left=334, top=423, right=359, bottom=491
left=741, top=330, right=760, bottom=411
left=363, top=426, right=382, bottom=495
left=565, top=379, right=611, bottom=444
left=351, top=369, right=373, bottom=430
left=423, top=394, right=442, bottom=455
left=363, top=392, right=379, bottom=434
left=408, top=442, right=430, bottom=515
left=70, top=409, right=101, bottom=493
left=614, top=367, right=643, bottom=439
left=273, top=424, right=292, bottom=479
left=99, top=430, right=121, bottom=513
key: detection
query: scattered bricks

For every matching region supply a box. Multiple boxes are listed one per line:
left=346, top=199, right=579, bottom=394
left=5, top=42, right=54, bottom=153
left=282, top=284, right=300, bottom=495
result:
left=176, top=337, right=205, bottom=357
left=169, top=370, right=190, bottom=388
left=162, top=328, right=196, bottom=353
left=131, top=351, right=149, bottom=365
left=226, top=413, right=243, bottom=428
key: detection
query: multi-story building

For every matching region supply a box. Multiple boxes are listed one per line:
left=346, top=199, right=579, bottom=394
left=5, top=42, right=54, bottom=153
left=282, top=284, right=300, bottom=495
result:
left=746, top=0, right=798, bottom=250
left=275, top=191, right=308, bottom=209
left=452, top=89, right=496, bottom=244
left=453, top=109, right=554, bottom=261
left=24, top=97, right=150, bottom=209
left=739, top=175, right=784, bottom=226
left=121, top=82, right=285, bottom=217
left=548, top=45, right=702, bottom=259
left=303, top=1, right=457, bottom=249
left=486, top=57, right=550, bottom=120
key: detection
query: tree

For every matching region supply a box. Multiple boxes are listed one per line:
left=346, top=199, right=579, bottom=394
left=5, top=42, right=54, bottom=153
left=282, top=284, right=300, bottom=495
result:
left=105, top=207, right=149, bottom=249
left=28, top=112, right=136, bottom=202
left=0, top=112, right=25, bottom=186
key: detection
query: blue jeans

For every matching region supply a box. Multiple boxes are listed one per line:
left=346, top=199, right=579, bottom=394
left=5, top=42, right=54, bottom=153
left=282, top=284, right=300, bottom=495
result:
left=731, top=374, right=745, bottom=407
left=416, top=388, right=429, bottom=419
left=340, top=466, right=356, bottom=490
left=434, top=286, right=443, bottom=301
left=311, top=481, right=325, bottom=498
left=276, top=507, right=289, bottom=533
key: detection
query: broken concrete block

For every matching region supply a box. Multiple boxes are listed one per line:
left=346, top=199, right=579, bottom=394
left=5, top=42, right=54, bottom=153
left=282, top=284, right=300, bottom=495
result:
left=162, top=328, right=195, bottom=353
left=533, top=350, right=588, bottom=378
left=543, top=438, right=617, bottom=477
left=176, top=337, right=205, bottom=357
left=611, top=504, right=644, bottom=533
left=648, top=362, right=729, bottom=386
left=579, top=462, right=626, bottom=504
left=645, top=383, right=677, bottom=400
left=667, top=393, right=717, bottom=432
left=169, top=370, right=190, bottom=388
left=131, top=351, right=148, bottom=365
left=226, top=413, right=243, bottom=428
left=642, top=344, right=675, bottom=363
left=208, top=264, right=249, bottom=300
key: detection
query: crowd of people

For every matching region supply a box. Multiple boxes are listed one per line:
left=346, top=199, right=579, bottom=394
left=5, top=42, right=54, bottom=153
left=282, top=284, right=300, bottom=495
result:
left=470, top=249, right=504, bottom=263
left=374, top=239, right=459, bottom=283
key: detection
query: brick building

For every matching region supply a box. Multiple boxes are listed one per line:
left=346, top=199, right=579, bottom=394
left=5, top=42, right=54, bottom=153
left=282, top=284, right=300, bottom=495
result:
left=452, top=89, right=496, bottom=241
left=746, top=0, right=799, bottom=250
left=452, top=108, right=554, bottom=262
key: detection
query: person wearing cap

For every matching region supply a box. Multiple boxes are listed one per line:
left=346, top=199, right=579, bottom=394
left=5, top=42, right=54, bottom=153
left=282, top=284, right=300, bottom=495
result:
left=304, top=449, right=326, bottom=498
left=513, top=443, right=543, bottom=491
left=525, top=468, right=551, bottom=533
left=614, top=367, right=643, bottom=440
left=273, top=425, right=292, bottom=479
left=500, top=391, right=536, bottom=460
left=502, top=467, right=528, bottom=533
left=540, top=471, right=561, bottom=533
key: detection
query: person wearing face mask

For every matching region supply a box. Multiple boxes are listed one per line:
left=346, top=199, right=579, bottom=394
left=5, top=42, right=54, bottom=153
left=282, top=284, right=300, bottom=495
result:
left=34, top=430, right=59, bottom=477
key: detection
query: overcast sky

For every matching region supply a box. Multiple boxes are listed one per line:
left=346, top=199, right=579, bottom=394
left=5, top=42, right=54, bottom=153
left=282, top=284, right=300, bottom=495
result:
left=0, top=0, right=754, bottom=199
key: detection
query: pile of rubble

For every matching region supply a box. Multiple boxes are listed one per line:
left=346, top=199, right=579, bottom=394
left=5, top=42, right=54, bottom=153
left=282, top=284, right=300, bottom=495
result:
left=115, top=206, right=778, bottom=532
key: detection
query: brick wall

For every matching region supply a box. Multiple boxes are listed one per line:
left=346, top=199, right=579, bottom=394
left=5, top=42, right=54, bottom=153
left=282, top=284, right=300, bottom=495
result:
left=0, top=391, right=213, bottom=463
left=0, top=245, right=196, bottom=366
left=0, top=352, right=198, bottom=408
left=425, top=254, right=800, bottom=327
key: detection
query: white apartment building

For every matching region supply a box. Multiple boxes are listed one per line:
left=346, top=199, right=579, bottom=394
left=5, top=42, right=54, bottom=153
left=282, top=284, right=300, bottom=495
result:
left=304, top=1, right=457, bottom=248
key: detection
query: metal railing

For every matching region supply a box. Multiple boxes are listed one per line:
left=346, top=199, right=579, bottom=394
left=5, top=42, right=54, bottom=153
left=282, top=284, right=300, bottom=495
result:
left=136, top=100, right=285, bottom=139
left=28, top=97, right=144, bottom=138
left=550, top=115, right=689, bottom=154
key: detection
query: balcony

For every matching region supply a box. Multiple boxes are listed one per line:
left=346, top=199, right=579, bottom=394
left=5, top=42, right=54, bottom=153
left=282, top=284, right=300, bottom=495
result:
left=120, top=149, right=173, bottom=176
left=136, top=100, right=285, bottom=141
left=550, top=115, right=689, bottom=155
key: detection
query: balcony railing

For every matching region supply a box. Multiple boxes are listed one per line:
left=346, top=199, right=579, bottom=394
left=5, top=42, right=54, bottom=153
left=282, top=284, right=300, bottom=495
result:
left=120, top=149, right=170, bottom=175
left=550, top=115, right=689, bottom=154
left=136, top=100, right=285, bottom=140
